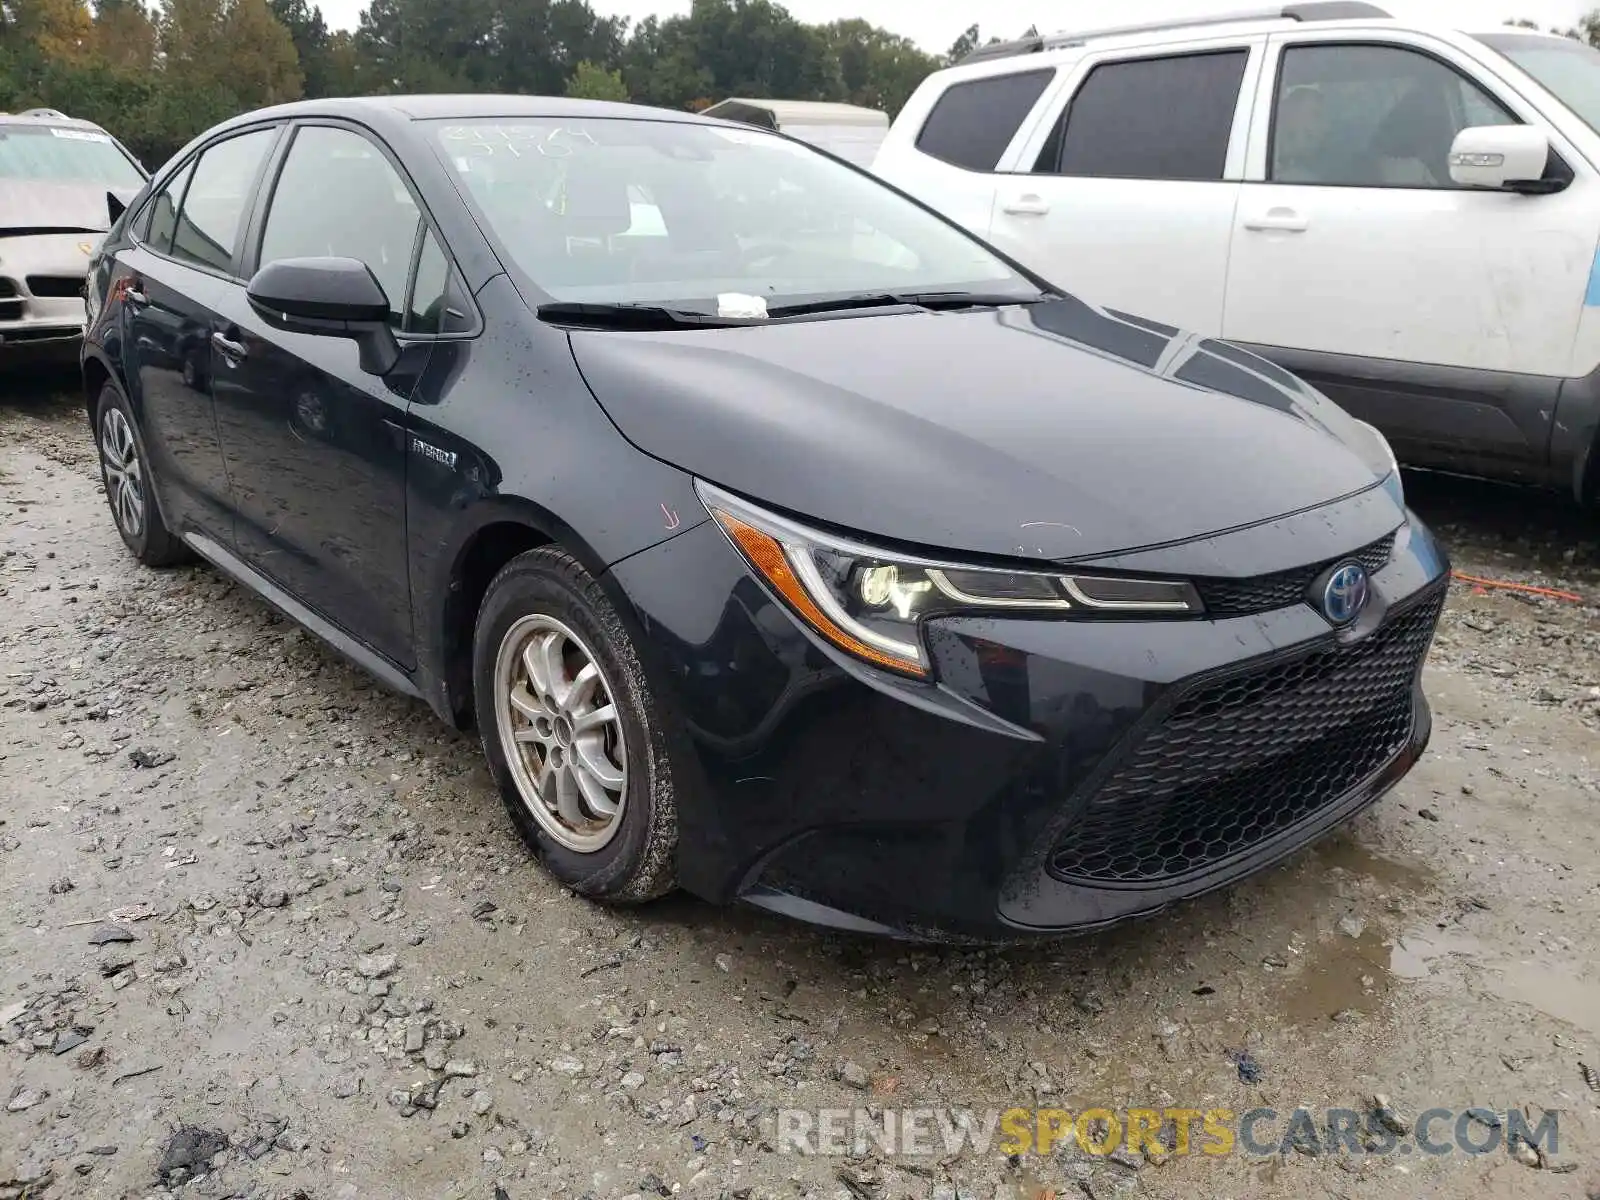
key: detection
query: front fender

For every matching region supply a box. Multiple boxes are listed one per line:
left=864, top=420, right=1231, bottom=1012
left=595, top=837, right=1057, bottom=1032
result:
left=1549, top=364, right=1600, bottom=502
left=402, top=316, right=709, bottom=722
left=408, top=489, right=709, bottom=728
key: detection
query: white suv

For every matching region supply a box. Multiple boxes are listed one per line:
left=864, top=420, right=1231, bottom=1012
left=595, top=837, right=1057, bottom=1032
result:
left=874, top=1, right=1600, bottom=502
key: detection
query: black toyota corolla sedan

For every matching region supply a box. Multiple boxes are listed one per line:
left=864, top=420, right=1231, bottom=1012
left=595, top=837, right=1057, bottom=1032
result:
left=81, top=95, right=1449, bottom=942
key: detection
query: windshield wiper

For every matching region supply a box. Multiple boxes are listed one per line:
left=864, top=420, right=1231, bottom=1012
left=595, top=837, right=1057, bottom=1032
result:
left=538, top=291, right=1053, bottom=329
left=764, top=290, right=1051, bottom=318
left=536, top=301, right=748, bottom=329
left=0, top=226, right=102, bottom=238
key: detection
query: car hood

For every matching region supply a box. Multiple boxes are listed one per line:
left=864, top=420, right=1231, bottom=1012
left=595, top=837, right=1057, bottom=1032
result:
left=0, top=180, right=126, bottom=235
left=568, top=295, right=1390, bottom=562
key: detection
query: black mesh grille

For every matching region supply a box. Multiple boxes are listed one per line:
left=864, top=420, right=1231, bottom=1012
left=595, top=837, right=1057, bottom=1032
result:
left=1194, top=533, right=1395, bottom=618
left=26, top=275, right=83, bottom=299
left=0, top=278, right=17, bottom=298
left=1048, top=587, right=1443, bottom=886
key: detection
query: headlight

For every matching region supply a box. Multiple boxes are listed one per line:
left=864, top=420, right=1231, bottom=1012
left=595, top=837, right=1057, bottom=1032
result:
left=697, top=481, right=1202, bottom=678
left=1353, top=419, right=1403, bottom=505
left=1355, top=419, right=1398, bottom=476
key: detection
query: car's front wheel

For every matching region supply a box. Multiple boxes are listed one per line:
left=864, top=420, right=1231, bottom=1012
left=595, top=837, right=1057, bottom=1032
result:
left=95, top=382, right=189, bottom=567
left=473, top=547, right=679, bottom=903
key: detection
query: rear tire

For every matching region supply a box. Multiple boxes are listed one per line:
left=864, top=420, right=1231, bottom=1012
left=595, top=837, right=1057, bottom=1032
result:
left=473, top=546, right=678, bottom=903
left=94, top=382, right=190, bottom=567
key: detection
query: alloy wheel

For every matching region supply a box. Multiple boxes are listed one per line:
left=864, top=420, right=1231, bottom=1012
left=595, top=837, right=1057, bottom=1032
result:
left=100, top=406, right=145, bottom=540
left=493, top=614, right=628, bottom=853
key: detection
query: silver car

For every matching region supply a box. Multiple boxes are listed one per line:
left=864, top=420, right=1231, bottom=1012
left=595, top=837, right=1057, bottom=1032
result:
left=0, top=107, right=146, bottom=362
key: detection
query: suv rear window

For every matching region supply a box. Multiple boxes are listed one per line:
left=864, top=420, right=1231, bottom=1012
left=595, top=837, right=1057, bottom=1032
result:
left=1037, top=50, right=1248, bottom=181
left=915, top=70, right=1054, bottom=172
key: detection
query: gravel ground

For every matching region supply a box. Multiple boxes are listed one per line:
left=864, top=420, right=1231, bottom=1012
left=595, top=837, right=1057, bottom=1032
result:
left=2, top=373, right=1598, bottom=1200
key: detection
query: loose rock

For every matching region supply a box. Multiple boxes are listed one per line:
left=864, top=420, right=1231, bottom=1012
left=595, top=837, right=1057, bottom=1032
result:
left=356, top=952, right=398, bottom=979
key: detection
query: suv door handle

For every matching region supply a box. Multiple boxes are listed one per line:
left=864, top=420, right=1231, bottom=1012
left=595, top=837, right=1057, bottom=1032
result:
left=1001, top=194, right=1051, bottom=216
left=211, top=331, right=248, bottom=365
left=1243, top=207, right=1309, bottom=233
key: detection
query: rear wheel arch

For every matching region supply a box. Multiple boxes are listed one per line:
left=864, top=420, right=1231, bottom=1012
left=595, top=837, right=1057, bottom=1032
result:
left=81, top=353, right=116, bottom=428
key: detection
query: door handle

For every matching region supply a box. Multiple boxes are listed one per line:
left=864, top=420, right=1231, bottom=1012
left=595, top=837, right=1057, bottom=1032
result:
left=1001, top=194, right=1051, bottom=216
left=123, top=285, right=148, bottom=307
left=211, top=331, right=248, bottom=364
left=1243, top=207, right=1309, bottom=233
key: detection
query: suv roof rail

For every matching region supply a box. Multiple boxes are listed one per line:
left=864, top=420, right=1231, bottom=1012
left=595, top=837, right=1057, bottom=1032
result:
left=959, top=2, right=1391, bottom=63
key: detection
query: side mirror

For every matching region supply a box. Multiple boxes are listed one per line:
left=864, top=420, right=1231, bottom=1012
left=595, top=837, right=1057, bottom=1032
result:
left=246, top=256, right=399, bottom=375
left=1449, top=125, right=1558, bottom=193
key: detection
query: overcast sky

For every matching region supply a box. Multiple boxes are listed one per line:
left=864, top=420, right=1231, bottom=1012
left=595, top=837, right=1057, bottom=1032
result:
left=312, top=0, right=1593, bottom=48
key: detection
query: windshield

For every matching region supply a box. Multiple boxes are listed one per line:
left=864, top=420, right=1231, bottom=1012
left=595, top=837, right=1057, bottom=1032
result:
left=431, top=117, right=1037, bottom=311
left=1475, top=32, right=1600, bottom=135
left=0, top=124, right=144, bottom=188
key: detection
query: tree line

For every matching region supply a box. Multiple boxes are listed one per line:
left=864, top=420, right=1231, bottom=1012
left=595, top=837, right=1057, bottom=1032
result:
left=0, top=0, right=1012, bottom=169
left=1505, top=12, right=1600, bottom=41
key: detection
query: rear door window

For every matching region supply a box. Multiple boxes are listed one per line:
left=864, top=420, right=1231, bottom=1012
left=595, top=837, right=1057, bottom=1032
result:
left=915, top=70, right=1055, bottom=171
left=142, top=159, right=196, bottom=254
left=169, top=129, right=276, bottom=274
left=1037, top=50, right=1249, bottom=180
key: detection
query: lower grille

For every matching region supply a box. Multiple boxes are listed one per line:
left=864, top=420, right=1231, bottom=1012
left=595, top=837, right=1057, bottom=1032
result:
left=1048, top=587, right=1443, bottom=886
left=0, top=327, right=76, bottom=342
left=26, top=275, right=83, bottom=299
left=1195, top=532, right=1396, bottom=618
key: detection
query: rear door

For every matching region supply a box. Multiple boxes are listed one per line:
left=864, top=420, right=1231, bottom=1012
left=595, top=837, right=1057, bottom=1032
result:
left=874, top=67, right=1058, bottom=237
left=990, top=38, right=1264, bottom=332
left=209, top=122, right=441, bottom=669
left=116, top=128, right=281, bottom=542
left=1221, top=33, right=1599, bottom=476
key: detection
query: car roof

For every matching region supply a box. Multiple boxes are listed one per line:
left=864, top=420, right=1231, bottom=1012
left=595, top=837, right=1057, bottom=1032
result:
left=931, top=4, right=1497, bottom=85
left=0, top=108, right=111, bottom=132
left=214, top=94, right=726, bottom=130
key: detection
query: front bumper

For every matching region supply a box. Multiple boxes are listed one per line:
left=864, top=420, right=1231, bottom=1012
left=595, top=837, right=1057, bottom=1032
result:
left=611, top=497, right=1450, bottom=942
left=1, top=239, right=90, bottom=357
left=1, top=298, right=85, bottom=362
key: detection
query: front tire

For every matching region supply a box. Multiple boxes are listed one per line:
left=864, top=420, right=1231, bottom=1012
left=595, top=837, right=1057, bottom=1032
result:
left=94, top=382, right=190, bottom=567
left=473, top=547, right=678, bottom=903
